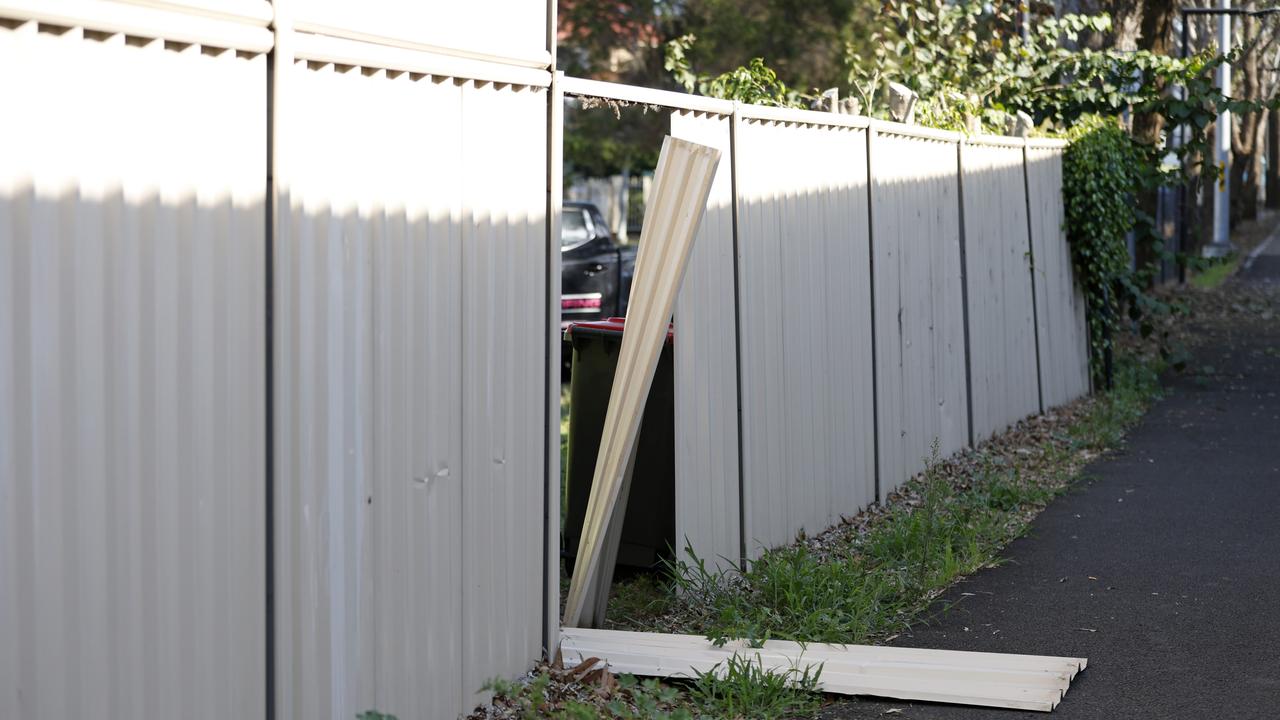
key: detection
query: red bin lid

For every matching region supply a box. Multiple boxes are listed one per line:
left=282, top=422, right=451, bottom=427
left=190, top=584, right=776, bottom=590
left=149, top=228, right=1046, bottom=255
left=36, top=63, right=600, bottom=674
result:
left=564, top=316, right=674, bottom=343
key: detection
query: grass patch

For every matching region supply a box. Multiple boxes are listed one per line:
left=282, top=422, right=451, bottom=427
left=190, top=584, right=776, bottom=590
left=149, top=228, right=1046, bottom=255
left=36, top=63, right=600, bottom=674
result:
left=478, top=667, right=694, bottom=720
left=473, top=657, right=821, bottom=720
left=610, top=351, right=1162, bottom=648
left=1067, top=355, right=1161, bottom=451
left=662, top=442, right=1065, bottom=645
left=1190, top=255, right=1240, bottom=290
left=517, top=353, right=1162, bottom=719
left=688, top=655, right=823, bottom=719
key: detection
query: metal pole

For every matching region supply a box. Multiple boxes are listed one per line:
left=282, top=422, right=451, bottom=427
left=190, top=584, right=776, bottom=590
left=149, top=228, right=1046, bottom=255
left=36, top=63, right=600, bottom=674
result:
left=1208, top=0, right=1235, bottom=257
left=1179, top=12, right=1191, bottom=280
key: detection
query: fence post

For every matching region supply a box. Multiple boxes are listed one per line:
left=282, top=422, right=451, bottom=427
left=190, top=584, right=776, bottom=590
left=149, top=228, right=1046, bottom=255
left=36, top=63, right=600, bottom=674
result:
left=267, top=3, right=294, bottom=716
left=728, top=102, right=749, bottom=570
left=864, top=125, right=882, bottom=503
left=956, top=137, right=976, bottom=449
left=543, top=69, right=564, bottom=664
left=1022, top=141, right=1047, bottom=414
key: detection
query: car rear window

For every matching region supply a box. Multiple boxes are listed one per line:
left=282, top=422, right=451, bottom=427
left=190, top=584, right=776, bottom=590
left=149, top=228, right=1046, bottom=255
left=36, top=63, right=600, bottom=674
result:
left=561, top=208, right=592, bottom=250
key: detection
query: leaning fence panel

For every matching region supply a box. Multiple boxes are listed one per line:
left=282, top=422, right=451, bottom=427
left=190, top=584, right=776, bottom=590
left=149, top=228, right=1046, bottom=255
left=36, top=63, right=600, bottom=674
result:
left=0, top=17, right=266, bottom=720
left=961, top=139, right=1041, bottom=441
left=734, top=119, right=876, bottom=556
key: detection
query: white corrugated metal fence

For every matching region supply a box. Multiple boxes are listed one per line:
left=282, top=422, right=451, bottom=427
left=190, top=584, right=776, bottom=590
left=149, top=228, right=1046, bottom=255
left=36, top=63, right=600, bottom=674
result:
left=0, top=2, right=1092, bottom=718
left=0, top=7, right=268, bottom=719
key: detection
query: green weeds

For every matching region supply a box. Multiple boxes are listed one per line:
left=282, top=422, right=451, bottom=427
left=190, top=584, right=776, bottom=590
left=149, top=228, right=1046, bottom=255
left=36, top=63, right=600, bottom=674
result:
left=615, top=353, right=1162, bottom=649
left=688, top=655, right=822, bottom=720
left=522, top=352, right=1163, bottom=719
left=664, top=443, right=1066, bottom=646
left=479, top=669, right=694, bottom=720
left=1067, top=356, right=1161, bottom=451
left=1190, top=255, right=1240, bottom=290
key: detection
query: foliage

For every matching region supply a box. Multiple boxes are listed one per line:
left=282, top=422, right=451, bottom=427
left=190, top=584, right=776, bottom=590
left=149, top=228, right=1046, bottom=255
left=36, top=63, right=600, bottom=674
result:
left=609, top=351, right=1162, bottom=647
left=836, top=1, right=1268, bottom=379
left=843, top=1, right=1260, bottom=145
left=688, top=655, right=823, bottom=720
left=482, top=671, right=694, bottom=720
left=563, top=98, right=665, bottom=182
left=478, top=657, right=822, bottom=719
left=1066, top=354, right=1162, bottom=452
left=1062, top=115, right=1147, bottom=382
left=665, top=35, right=804, bottom=108
left=664, top=445, right=1059, bottom=645
left=357, top=712, right=397, bottom=720
left=662, top=0, right=861, bottom=93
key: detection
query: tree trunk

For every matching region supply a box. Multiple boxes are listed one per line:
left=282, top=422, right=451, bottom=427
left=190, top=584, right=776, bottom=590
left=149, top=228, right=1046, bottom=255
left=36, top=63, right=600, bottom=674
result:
left=1268, top=108, right=1280, bottom=209
left=1132, top=0, right=1176, bottom=276
left=1249, top=116, right=1264, bottom=219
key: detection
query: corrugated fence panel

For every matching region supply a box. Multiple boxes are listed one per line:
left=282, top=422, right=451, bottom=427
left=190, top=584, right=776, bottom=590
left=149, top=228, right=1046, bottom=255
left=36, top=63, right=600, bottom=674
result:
left=276, top=60, right=547, bottom=720
left=669, top=110, right=741, bottom=568
left=458, top=78, right=548, bottom=706
left=1026, top=146, right=1090, bottom=407
left=869, top=131, right=969, bottom=500
left=275, top=59, right=378, bottom=720
left=0, top=19, right=265, bottom=720
left=735, top=120, right=876, bottom=556
left=961, top=141, right=1040, bottom=441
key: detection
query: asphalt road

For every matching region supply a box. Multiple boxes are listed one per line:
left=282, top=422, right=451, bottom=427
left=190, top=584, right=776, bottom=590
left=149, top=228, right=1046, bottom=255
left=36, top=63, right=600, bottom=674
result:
left=825, top=253, right=1280, bottom=719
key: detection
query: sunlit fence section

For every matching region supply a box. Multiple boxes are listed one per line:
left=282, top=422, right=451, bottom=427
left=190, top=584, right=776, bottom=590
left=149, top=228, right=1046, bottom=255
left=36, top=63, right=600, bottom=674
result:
left=668, top=108, right=1085, bottom=563
left=0, top=11, right=268, bottom=720
left=868, top=127, right=970, bottom=501
left=272, top=32, right=551, bottom=720
left=734, top=115, right=876, bottom=556
left=962, top=137, right=1042, bottom=443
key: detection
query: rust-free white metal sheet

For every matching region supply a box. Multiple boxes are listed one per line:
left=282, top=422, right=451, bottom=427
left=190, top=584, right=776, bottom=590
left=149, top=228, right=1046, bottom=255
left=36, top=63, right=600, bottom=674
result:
left=961, top=140, right=1041, bottom=440
left=734, top=119, right=875, bottom=556
left=275, top=59, right=547, bottom=720
left=868, top=130, right=969, bottom=500
left=669, top=110, right=741, bottom=570
left=561, top=628, right=1086, bottom=713
left=0, top=19, right=266, bottom=720
left=1026, top=146, right=1090, bottom=407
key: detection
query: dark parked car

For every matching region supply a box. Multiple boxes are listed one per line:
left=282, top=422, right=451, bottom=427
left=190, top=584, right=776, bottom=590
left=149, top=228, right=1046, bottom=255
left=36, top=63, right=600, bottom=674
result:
left=561, top=201, right=637, bottom=328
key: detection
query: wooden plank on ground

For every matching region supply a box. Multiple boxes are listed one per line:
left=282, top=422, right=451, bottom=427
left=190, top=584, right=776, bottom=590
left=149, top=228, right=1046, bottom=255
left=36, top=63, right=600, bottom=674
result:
left=561, top=628, right=1086, bottom=713
left=562, top=137, right=722, bottom=628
